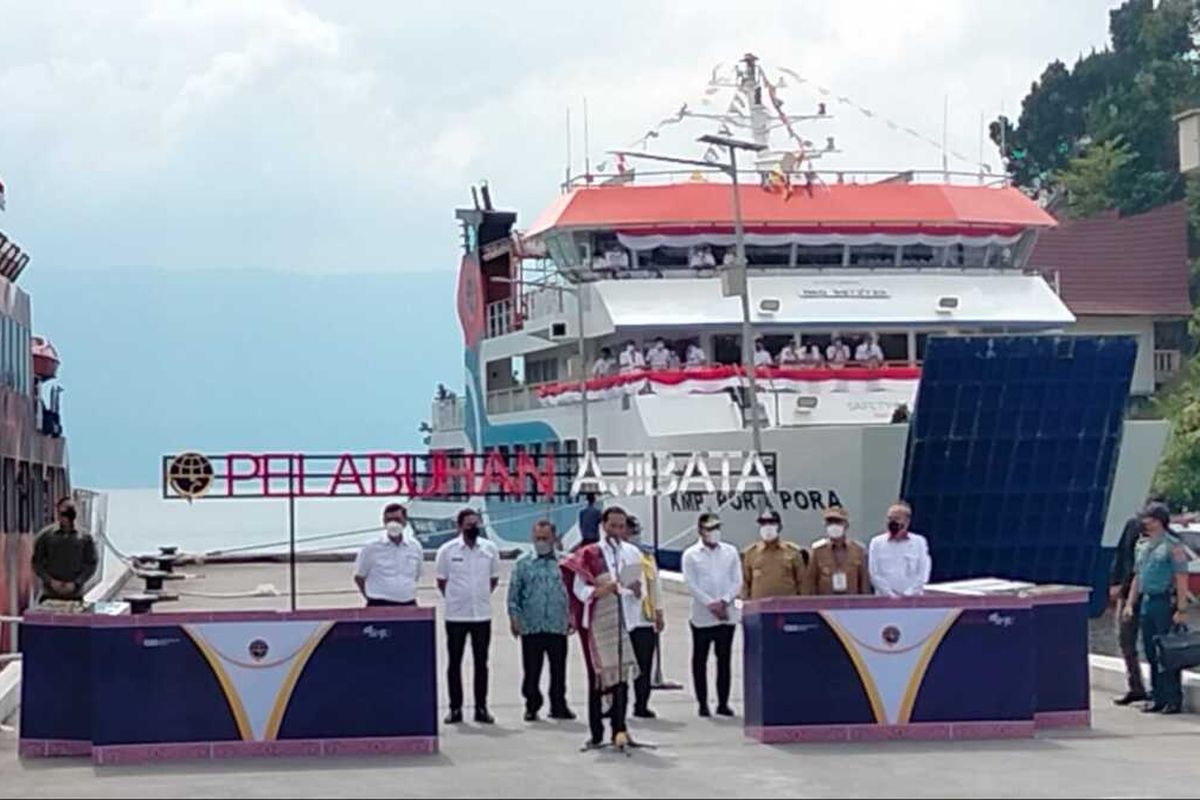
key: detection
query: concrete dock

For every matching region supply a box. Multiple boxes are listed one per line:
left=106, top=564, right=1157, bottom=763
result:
left=2, top=559, right=1199, bottom=798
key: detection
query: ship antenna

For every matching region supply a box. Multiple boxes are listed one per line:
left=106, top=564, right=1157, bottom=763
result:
left=565, top=106, right=573, bottom=191
left=583, top=96, right=592, bottom=184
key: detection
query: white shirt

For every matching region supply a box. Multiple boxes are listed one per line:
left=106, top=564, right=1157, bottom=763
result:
left=778, top=345, right=800, bottom=364
left=681, top=540, right=742, bottom=628
left=435, top=536, right=501, bottom=622
left=355, top=533, right=423, bottom=603
left=572, top=538, right=645, bottom=632
left=686, top=344, right=706, bottom=366
left=618, top=348, right=645, bottom=373
left=868, top=532, right=932, bottom=597
left=646, top=344, right=672, bottom=370
left=856, top=342, right=884, bottom=362
left=827, top=343, right=851, bottom=363
left=753, top=349, right=773, bottom=367
left=803, top=346, right=824, bottom=364
left=591, top=357, right=615, bottom=377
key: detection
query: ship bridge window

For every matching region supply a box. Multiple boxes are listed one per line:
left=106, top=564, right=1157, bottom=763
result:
left=744, top=245, right=791, bottom=266
left=795, top=245, right=844, bottom=266
left=899, top=244, right=937, bottom=266
left=849, top=245, right=898, bottom=267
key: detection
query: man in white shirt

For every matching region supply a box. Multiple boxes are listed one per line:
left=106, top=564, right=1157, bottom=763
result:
left=868, top=501, right=932, bottom=597
left=826, top=336, right=851, bottom=366
left=804, top=343, right=825, bottom=365
left=753, top=338, right=773, bottom=368
left=618, top=340, right=646, bottom=373
left=646, top=338, right=672, bottom=371
left=436, top=508, right=501, bottom=725
left=682, top=512, right=742, bottom=718
left=591, top=347, right=616, bottom=378
left=855, top=333, right=885, bottom=366
left=777, top=337, right=802, bottom=365
left=354, top=503, right=423, bottom=607
left=686, top=342, right=707, bottom=368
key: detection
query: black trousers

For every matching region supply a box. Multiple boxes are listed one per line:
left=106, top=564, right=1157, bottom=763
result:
left=691, top=623, right=735, bottom=709
left=366, top=598, right=415, bottom=607
left=521, top=633, right=568, bottom=714
left=1115, top=596, right=1146, bottom=694
left=582, top=633, right=627, bottom=744
left=630, top=626, right=657, bottom=712
left=446, top=621, right=491, bottom=711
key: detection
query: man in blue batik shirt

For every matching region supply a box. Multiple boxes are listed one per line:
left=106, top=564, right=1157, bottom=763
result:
left=508, top=520, right=576, bottom=722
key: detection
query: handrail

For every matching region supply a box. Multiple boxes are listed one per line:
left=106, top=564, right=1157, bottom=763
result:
left=563, top=167, right=1010, bottom=191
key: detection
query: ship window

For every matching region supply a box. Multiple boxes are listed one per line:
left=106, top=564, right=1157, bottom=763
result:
left=795, top=245, right=844, bottom=266
left=899, top=244, right=937, bottom=266
left=848, top=245, right=897, bottom=267
left=0, top=458, right=10, bottom=534
left=16, top=462, right=29, bottom=532
left=712, top=334, right=741, bottom=366
left=744, top=245, right=790, bottom=266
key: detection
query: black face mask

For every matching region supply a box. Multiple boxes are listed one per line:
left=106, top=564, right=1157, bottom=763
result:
left=463, top=524, right=480, bottom=539
left=61, top=508, right=77, bottom=522
left=887, top=520, right=903, bottom=534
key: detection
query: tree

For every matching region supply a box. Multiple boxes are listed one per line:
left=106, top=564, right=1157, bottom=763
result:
left=1054, top=137, right=1135, bottom=218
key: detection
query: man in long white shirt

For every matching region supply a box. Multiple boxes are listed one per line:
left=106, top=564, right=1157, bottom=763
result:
left=777, top=337, right=802, bottom=366
left=686, top=342, right=707, bottom=368
left=354, top=503, right=423, bottom=607
left=436, top=509, right=501, bottom=725
left=855, top=333, right=885, bottom=366
left=591, top=347, right=616, bottom=377
left=868, top=501, right=932, bottom=597
left=682, top=512, right=742, bottom=718
left=827, top=335, right=851, bottom=366
left=618, top=340, right=646, bottom=373
left=753, top=338, right=773, bottom=367
left=645, top=338, right=672, bottom=371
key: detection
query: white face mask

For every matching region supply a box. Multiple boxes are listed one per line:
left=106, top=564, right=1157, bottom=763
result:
left=703, top=528, right=722, bottom=545
left=826, top=523, right=846, bottom=539
left=759, top=525, right=779, bottom=542
left=385, top=521, right=405, bottom=539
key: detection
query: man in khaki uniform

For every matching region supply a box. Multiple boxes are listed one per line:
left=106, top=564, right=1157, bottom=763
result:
left=741, top=509, right=808, bottom=599
left=805, top=506, right=870, bottom=595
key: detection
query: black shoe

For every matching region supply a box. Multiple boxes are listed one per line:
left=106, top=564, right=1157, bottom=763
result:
left=1113, top=691, right=1149, bottom=706
left=475, top=708, right=495, bottom=724
left=633, top=707, right=657, bottom=719
left=716, top=705, right=736, bottom=717
left=444, top=709, right=463, bottom=725
left=1161, top=704, right=1183, bottom=715
left=698, top=706, right=711, bottom=718
left=524, top=710, right=539, bottom=722
left=1141, top=702, right=1166, bottom=713
left=549, top=708, right=577, bottom=721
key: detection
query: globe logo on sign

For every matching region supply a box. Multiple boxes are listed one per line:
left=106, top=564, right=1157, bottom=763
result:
left=881, top=625, right=902, bottom=646
left=248, top=639, right=270, bottom=662
left=167, top=452, right=214, bottom=501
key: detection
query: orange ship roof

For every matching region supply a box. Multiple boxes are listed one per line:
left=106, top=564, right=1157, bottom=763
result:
left=524, top=182, right=1056, bottom=237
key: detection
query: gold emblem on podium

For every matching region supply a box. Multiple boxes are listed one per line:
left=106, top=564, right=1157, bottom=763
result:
left=167, top=452, right=214, bottom=501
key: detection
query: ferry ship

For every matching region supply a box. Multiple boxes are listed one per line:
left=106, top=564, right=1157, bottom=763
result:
left=428, top=54, right=1166, bottom=601
left=0, top=196, right=70, bottom=657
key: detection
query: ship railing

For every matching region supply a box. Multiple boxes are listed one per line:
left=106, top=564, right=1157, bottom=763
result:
left=432, top=397, right=466, bottom=432
left=562, top=167, right=1010, bottom=192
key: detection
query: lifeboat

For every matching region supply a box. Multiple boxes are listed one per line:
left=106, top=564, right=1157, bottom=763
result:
left=31, top=336, right=59, bottom=380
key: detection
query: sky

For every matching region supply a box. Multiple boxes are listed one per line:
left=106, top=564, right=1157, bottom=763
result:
left=0, top=0, right=1123, bottom=488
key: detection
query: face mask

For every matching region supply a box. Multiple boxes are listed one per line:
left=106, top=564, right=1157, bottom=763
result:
left=385, top=521, right=405, bottom=539
left=759, top=525, right=779, bottom=542
left=704, top=528, right=722, bottom=545
left=534, top=540, right=554, bottom=556
left=61, top=508, right=77, bottom=521
left=826, top=524, right=846, bottom=539
left=463, top=524, right=480, bottom=540
left=887, top=520, right=903, bottom=535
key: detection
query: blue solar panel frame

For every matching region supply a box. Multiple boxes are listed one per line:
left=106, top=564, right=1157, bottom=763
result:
left=901, top=335, right=1137, bottom=613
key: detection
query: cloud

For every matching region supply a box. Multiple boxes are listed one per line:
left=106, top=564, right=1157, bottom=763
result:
left=0, top=1, right=1120, bottom=274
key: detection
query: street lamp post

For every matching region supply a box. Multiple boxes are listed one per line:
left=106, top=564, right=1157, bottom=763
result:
left=613, top=135, right=767, bottom=455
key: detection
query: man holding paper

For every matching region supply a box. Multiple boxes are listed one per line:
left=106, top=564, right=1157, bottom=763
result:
left=561, top=505, right=644, bottom=750
left=682, top=512, right=742, bottom=718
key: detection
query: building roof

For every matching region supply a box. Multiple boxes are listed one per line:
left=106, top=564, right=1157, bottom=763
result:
left=1027, top=201, right=1191, bottom=318
left=524, top=182, right=1057, bottom=238
left=586, top=273, right=1074, bottom=331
